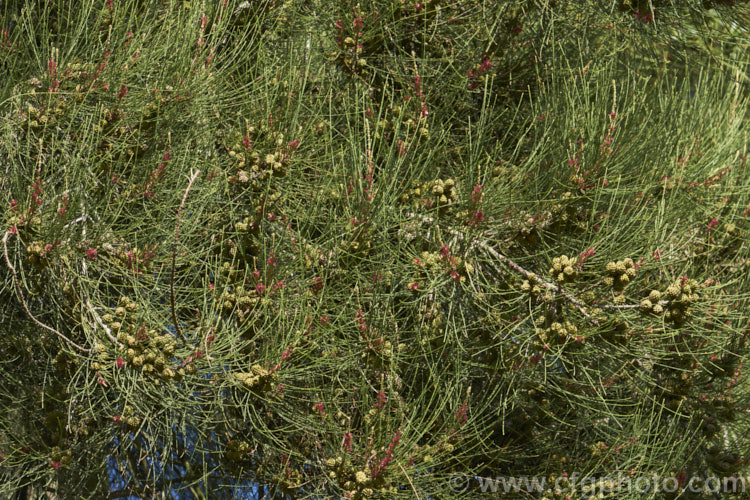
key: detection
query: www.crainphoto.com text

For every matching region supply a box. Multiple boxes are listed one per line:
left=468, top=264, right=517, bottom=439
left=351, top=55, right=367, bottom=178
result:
left=448, top=472, right=750, bottom=496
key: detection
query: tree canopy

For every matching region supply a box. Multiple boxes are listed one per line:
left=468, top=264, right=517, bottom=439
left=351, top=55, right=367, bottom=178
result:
left=2, top=0, right=750, bottom=498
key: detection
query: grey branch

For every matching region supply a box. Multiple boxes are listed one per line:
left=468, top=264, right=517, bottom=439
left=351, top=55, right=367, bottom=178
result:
left=3, top=230, right=91, bottom=353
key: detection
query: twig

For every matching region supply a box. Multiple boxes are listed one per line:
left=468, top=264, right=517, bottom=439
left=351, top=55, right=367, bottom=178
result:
left=62, top=214, right=88, bottom=229
left=79, top=205, right=121, bottom=348
left=600, top=301, right=668, bottom=311
left=3, top=230, right=90, bottom=353
left=171, top=169, right=200, bottom=339
left=476, top=239, right=598, bottom=325
left=85, top=295, right=120, bottom=346
left=611, top=79, right=617, bottom=117
left=398, top=461, right=421, bottom=499
left=410, top=212, right=671, bottom=324
left=477, top=239, right=674, bottom=319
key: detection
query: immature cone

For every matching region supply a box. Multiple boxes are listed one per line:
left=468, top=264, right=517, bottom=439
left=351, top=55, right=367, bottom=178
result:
left=660, top=277, right=700, bottom=326
left=605, top=258, right=636, bottom=290
left=548, top=254, right=578, bottom=285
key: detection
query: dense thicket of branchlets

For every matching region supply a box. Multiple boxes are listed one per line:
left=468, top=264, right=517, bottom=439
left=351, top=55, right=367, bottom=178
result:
left=2, top=0, right=750, bottom=498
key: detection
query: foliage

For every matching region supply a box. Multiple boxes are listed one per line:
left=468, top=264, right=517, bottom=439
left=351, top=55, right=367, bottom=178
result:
left=2, top=0, right=750, bottom=498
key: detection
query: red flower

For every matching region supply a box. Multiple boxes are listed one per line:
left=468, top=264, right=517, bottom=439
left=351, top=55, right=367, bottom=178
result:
left=375, top=390, right=387, bottom=408
left=440, top=244, right=451, bottom=259
left=281, top=347, right=292, bottom=362
left=116, top=357, right=126, bottom=368
left=577, top=247, right=595, bottom=266
left=86, top=248, right=98, bottom=260
left=471, top=184, right=483, bottom=202
left=455, top=403, right=468, bottom=423
left=342, top=431, right=353, bottom=451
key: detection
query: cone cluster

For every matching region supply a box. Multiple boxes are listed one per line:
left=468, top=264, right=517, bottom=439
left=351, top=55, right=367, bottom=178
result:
left=548, top=254, right=578, bottom=285
left=604, top=258, right=636, bottom=290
